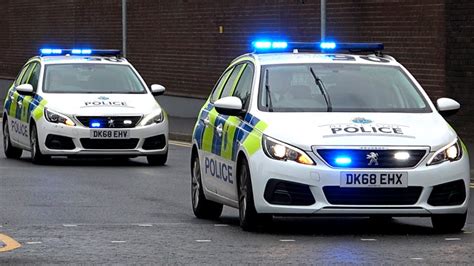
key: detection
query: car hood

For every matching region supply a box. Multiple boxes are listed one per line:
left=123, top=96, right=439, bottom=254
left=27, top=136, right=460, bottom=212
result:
left=40, top=93, right=160, bottom=116
left=257, top=112, right=457, bottom=151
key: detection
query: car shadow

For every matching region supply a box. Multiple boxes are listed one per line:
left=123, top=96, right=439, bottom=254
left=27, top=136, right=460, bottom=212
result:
left=15, top=156, right=153, bottom=167
left=217, top=216, right=456, bottom=236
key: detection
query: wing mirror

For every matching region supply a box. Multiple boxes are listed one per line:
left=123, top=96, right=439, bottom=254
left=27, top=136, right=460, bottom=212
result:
left=214, top=96, right=243, bottom=116
left=151, top=84, right=165, bottom=96
left=436, top=98, right=460, bottom=117
left=16, top=84, right=34, bottom=96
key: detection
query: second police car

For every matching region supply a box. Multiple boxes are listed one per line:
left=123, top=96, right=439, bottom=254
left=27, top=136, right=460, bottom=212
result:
left=3, top=49, right=168, bottom=165
left=191, top=41, right=470, bottom=231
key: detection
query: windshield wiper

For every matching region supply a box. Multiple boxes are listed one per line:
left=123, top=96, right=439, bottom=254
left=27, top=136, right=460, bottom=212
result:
left=309, top=67, right=332, bottom=112
left=265, top=69, right=274, bottom=112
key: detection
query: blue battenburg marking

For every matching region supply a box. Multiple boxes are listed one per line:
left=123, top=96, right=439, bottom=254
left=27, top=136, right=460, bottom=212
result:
left=211, top=115, right=227, bottom=155
left=15, top=95, right=24, bottom=120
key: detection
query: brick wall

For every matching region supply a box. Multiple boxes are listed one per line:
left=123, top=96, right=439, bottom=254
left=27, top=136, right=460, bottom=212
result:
left=0, top=0, right=472, bottom=139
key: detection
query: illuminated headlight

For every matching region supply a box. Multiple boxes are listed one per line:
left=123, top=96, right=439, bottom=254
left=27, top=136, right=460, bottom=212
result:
left=262, top=135, right=315, bottom=165
left=44, top=108, right=75, bottom=126
left=427, top=139, right=463, bottom=166
left=140, top=110, right=164, bottom=126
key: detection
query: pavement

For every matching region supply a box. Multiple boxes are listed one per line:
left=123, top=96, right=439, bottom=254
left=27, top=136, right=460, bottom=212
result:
left=0, top=139, right=472, bottom=263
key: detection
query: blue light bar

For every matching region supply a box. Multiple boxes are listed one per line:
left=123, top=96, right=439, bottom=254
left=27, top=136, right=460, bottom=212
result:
left=252, top=41, right=289, bottom=51
left=320, top=42, right=336, bottom=50
left=335, top=157, right=352, bottom=166
left=251, top=41, right=384, bottom=53
left=40, top=48, right=121, bottom=56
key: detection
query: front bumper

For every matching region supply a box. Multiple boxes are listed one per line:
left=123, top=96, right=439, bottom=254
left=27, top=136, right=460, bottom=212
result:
left=36, top=118, right=168, bottom=156
left=249, top=149, right=470, bottom=216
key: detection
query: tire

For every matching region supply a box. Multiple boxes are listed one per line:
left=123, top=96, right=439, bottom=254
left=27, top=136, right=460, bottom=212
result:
left=147, top=151, right=168, bottom=166
left=238, top=157, right=272, bottom=231
left=30, top=124, right=50, bottom=164
left=191, top=154, right=223, bottom=219
left=3, top=120, right=23, bottom=159
left=431, top=212, right=467, bottom=233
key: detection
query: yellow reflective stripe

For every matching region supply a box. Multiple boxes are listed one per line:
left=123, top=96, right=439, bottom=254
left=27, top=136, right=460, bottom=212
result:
left=243, top=120, right=268, bottom=156
left=201, top=108, right=217, bottom=152
left=32, top=99, right=47, bottom=120
left=20, top=96, right=32, bottom=122
left=220, top=116, right=240, bottom=160
left=8, top=93, right=17, bottom=117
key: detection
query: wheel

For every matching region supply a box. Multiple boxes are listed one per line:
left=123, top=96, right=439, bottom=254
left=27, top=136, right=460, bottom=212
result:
left=3, top=120, right=22, bottom=159
left=431, top=212, right=467, bottom=233
left=147, top=151, right=168, bottom=166
left=238, top=157, right=272, bottom=231
left=30, top=124, right=50, bottom=164
left=191, top=154, right=223, bottom=219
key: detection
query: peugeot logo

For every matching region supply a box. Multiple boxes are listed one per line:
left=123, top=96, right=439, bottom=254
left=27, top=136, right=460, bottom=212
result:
left=107, top=118, right=115, bottom=128
left=366, top=152, right=379, bottom=166
left=98, top=96, right=109, bottom=100
left=352, top=117, right=373, bottom=124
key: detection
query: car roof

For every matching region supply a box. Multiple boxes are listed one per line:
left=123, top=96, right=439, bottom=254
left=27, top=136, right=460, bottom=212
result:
left=248, top=52, right=400, bottom=66
left=33, top=56, right=129, bottom=65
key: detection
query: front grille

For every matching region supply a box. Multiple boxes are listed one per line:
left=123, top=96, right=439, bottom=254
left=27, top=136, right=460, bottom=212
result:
left=45, top=134, right=75, bottom=150
left=428, top=180, right=466, bottom=206
left=80, top=139, right=139, bottom=149
left=76, top=116, right=142, bottom=128
left=323, top=186, right=422, bottom=205
left=317, top=149, right=426, bottom=168
left=264, top=179, right=315, bottom=206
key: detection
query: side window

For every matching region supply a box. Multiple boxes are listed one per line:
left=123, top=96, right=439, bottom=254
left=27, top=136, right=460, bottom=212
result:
left=219, top=64, right=245, bottom=99
left=210, top=67, right=233, bottom=103
left=232, top=63, right=254, bottom=110
left=27, top=63, right=41, bottom=92
left=19, top=63, right=35, bottom=85
left=15, top=64, right=31, bottom=86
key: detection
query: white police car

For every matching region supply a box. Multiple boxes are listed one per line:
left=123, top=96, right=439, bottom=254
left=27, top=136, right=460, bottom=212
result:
left=2, top=49, right=168, bottom=165
left=190, top=41, right=470, bottom=232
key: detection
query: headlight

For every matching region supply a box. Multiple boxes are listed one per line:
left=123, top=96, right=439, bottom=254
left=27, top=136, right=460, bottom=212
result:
left=427, top=139, right=463, bottom=166
left=44, top=108, right=75, bottom=126
left=140, top=110, right=164, bottom=126
left=262, top=135, right=315, bottom=165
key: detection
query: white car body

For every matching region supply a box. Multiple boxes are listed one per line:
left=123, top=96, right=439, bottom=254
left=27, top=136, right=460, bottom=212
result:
left=3, top=53, right=168, bottom=163
left=191, top=46, right=470, bottom=230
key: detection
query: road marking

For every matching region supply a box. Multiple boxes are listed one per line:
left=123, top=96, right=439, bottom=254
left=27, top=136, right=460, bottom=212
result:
left=410, top=258, right=424, bottom=260
left=360, top=238, right=377, bottom=241
left=195, top=239, right=211, bottom=243
left=445, top=238, right=461, bottom=241
left=137, top=224, right=153, bottom=227
left=279, top=239, right=296, bottom=242
left=214, top=224, right=229, bottom=227
left=111, top=240, right=127, bottom=243
left=63, top=224, right=78, bottom=227
left=26, top=241, right=42, bottom=245
left=463, top=231, right=472, bottom=234
left=0, top=233, right=21, bottom=252
left=170, top=140, right=192, bottom=148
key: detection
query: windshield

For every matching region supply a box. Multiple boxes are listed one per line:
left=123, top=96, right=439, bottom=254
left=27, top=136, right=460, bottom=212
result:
left=43, top=64, right=146, bottom=94
left=259, top=64, right=431, bottom=113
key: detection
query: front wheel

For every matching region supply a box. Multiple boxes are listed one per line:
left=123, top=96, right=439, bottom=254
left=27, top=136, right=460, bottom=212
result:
left=30, top=124, right=50, bottom=164
left=147, top=151, right=168, bottom=166
left=3, top=120, right=23, bottom=159
left=191, top=154, right=223, bottom=219
left=431, top=212, right=467, bottom=233
left=238, top=157, right=272, bottom=231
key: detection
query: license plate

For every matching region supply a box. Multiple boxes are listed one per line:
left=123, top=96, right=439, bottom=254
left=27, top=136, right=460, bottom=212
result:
left=90, top=130, right=130, bottom=139
left=340, top=172, right=408, bottom=188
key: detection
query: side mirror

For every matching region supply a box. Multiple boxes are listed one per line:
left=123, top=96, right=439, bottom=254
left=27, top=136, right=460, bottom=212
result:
left=215, top=96, right=243, bottom=116
left=151, top=84, right=165, bottom=96
left=16, top=84, right=34, bottom=95
left=436, top=97, right=460, bottom=117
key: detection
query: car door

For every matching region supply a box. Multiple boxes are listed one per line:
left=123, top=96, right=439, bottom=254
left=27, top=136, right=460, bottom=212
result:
left=18, top=62, right=41, bottom=146
left=7, top=63, right=34, bottom=144
left=198, top=64, right=244, bottom=196
left=218, top=62, right=254, bottom=200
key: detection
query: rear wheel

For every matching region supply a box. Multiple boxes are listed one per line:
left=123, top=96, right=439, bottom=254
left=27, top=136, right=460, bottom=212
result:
left=3, top=120, right=22, bottom=159
left=431, top=212, right=467, bottom=233
left=191, top=154, right=223, bottom=219
left=147, top=151, right=168, bottom=166
left=30, top=124, right=50, bottom=164
left=238, top=157, right=272, bottom=231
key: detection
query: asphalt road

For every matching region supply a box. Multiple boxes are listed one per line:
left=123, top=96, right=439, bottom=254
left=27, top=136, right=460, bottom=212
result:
left=0, top=138, right=473, bottom=264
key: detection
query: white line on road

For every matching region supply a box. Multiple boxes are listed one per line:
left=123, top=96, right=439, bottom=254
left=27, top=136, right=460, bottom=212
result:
left=26, top=241, right=42, bottom=245
left=279, top=239, right=296, bottom=242
left=410, top=258, right=424, bottom=260
left=463, top=231, right=472, bottom=234
left=360, top=238, right=377, bottom=241
left=63, top=224, right=78, bottom=227
left=111, top=241, right=127, bottom=243
left=445, top=238, right=461, bottom=241
left=137, top=224, right=153, bottom=227
left=195, top=239, right=211, bottom=243
left=214, top=224, right=229, bottom=227
left=170, top=141, right=192, bottom=148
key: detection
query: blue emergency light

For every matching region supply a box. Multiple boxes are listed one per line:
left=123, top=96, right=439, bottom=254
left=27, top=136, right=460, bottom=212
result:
left=335, top=156, right=352, bottom=166
left=39, top=48, right=121, bottom=57
left=251, top=40, right=384, bottom=53
left=89, top=119, right=105, bottom=128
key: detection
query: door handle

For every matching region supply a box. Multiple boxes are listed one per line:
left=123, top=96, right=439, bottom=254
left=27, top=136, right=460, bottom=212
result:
left=203, top=116, right=210, bottom=127
left=216, top=124, right=223, bottom=137
left=17, top=100, right=22, bottom=106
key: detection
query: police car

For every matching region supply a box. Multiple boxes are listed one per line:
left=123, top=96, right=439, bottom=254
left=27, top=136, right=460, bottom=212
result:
left=2, top=49, right=168, bottom=165
left=190, top=41, right=470, bottom=232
